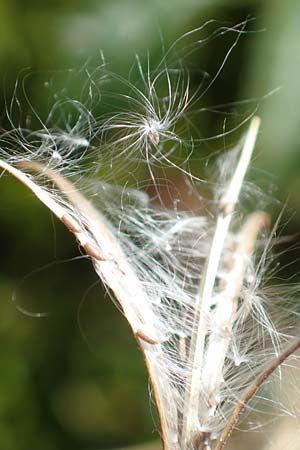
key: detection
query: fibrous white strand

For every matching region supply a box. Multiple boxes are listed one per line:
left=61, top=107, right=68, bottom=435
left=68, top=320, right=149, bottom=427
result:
left=1, top=31, right=300, bottom=450
left=0, top=158, right=180, bottom=448
left=181, top=117, right=261, bottom=447
left=2, top=110, right=300, bottom=450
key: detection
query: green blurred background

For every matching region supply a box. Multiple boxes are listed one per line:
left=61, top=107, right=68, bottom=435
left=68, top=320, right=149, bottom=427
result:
left=0, top=0, right=300, bottom=449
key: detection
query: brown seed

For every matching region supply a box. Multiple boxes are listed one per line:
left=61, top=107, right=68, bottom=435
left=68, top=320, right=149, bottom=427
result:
left=135, top=329, right=159, bottom=345
left=192, top=431, right=211, bottom=450
left=61, top=214, right=81, bottom=234
left=148, top=129, right=160, bottom=145
left=82, top=242, right=104, bottom=261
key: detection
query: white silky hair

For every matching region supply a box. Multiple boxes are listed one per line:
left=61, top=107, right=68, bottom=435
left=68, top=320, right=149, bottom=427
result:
left=1, top=24, right=300, bottom=450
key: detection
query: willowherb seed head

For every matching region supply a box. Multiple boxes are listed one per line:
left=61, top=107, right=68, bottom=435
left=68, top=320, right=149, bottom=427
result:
left=1, top=24, right=300, bottom=450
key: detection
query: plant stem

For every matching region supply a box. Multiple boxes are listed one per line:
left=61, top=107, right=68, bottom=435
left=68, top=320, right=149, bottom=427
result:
left=199, top=212, right=269, bottom=419
left=181, top=117, right=261, bottom=447
left=215, top=338, right=300, bottom=450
